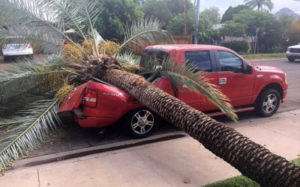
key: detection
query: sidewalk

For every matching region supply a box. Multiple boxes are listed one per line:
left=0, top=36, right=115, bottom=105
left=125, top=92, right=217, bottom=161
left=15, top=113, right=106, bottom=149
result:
left=1, top=110, right=300, bottom=187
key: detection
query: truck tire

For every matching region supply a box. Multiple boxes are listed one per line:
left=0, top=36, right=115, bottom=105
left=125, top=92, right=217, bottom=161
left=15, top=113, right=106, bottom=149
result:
left=288, top=58, right=295, bottom=62
left=255, top=89, right=280, bottom=117
left=126, top=108, right=158, bottom=138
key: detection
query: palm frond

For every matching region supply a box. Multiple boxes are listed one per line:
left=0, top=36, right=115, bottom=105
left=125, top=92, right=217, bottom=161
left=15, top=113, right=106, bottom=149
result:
left=116, top=53, right=140, bottom=73
left=0, top=56, right=66, bottom=104
left=142, top=59, right=238, bottom=121
left=0, top=0, right=102, bottom=52
left=121, top=18, right=172, bottom=51
left=0, top=99, right=62, bottom=171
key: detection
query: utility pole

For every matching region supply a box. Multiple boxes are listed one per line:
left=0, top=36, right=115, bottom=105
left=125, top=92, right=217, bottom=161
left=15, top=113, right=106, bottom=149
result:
left=194, top=0, right=200, bottom=44
left=184, top=0, right=188, bottom=35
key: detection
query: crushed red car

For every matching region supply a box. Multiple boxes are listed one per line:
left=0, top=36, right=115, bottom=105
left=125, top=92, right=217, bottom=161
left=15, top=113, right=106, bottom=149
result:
left=58, top=44, right=288, bottom=138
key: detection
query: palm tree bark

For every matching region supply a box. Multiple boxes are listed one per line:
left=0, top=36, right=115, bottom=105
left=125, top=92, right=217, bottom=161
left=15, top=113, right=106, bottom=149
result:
left=102, top=69, right=300, bottom=187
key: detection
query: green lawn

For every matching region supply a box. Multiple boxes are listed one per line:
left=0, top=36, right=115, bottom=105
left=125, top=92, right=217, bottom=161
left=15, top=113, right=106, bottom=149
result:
left=242, top=53, right=285, bottom=60
left=205, top=158, right=300, bottom=187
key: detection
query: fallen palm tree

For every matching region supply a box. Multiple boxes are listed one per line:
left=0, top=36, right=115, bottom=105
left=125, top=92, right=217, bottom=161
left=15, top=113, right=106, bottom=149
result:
left=0, top=0, right=299, bottom=186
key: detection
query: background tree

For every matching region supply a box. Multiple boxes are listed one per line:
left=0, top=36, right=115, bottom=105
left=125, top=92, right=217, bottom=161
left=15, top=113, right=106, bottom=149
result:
left=220, top=21, right=247, bottom=37
left=233, top=9, right=283, bottom=53
left=244, top=0, right=274, bottom=11
left=221, top=5, right=251, bottom=23
left=201, top=7, right=221, bottom=25
left=95, top=0, right=144, bottom=41
left=166, top=9, right=195, bottom=35
left=142, top=0, right=193, bottom=28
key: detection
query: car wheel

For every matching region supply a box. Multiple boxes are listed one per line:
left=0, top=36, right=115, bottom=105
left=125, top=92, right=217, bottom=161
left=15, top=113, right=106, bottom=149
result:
left=255, top=89, right=280, bottom=117
left=288, top=58, right=295, bottom=62
left=3, top=56, right=8, bottom=62
left=126, top=108, right=158, bottom=138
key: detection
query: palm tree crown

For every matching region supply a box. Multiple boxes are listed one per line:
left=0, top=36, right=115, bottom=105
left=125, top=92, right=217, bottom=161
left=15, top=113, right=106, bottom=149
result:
left=244, top=0, right=274, bottom=11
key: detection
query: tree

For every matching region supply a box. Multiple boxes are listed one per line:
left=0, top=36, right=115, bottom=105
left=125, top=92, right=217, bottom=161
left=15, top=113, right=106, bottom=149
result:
left=221, top=5, right=251, bottom=23
left=233, top=9, right=284, bottom=53
left=142, top=0, right=193, bottom=27
left=220, top=21, right=247, bottom=37
left=200, top=7, right=221, bottom=25
left=166, top=9, right=195, bottom=35
left=1, top=1, right=300, bottom=186
left=244, top=0, right=274, bottom=11
left=95, top=0, right=144, bottom=41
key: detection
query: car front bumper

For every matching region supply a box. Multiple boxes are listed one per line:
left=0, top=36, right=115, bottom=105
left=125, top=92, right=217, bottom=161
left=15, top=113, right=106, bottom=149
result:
left=286, top=51, right=300, bottom=59
left=3, top=49, right=33, bottom=56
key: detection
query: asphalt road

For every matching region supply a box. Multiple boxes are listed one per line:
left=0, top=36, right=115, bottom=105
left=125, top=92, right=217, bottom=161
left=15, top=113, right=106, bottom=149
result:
left=1, top=57, right=300, bottom=160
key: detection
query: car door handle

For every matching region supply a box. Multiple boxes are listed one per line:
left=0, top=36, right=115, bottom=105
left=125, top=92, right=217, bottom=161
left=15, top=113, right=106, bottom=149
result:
left=219, top=77, right=227, bottom=85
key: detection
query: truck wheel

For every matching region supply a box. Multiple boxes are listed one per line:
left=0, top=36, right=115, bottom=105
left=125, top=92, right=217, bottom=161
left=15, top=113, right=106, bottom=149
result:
left=288, top=58, right=295, bottom=62
left=126, top=108, right=158, bottom=138
left=255, top=89, right=280, bottom=117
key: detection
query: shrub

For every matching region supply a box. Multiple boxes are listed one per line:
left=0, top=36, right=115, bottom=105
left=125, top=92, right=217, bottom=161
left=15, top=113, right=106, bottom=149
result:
left=221, top=41, right=250, bottom=53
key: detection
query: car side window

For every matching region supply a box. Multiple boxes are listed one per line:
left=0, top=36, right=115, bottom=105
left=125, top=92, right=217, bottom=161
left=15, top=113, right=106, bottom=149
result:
left=217, top=51, right=243, bottom=73
left=184, top=51, right=212, bottom=72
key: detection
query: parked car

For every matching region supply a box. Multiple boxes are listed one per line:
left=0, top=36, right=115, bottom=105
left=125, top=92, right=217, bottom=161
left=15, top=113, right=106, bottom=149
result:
left=2, top=37, right=34, bottom=62
left=286, top=44, right=300, bottom=62
left=59, top=44, right=288, bottom=138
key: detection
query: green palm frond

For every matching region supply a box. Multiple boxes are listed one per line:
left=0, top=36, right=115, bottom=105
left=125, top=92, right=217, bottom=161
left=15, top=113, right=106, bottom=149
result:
left=121, top=18, right=173, bottom=51
left=0, top=99, right=62, bottom=171
left=0, top=0, right=101, bottom=52
left=0, top=55, right=66, bottom=104
left=141, top=59, right=238, bottom=121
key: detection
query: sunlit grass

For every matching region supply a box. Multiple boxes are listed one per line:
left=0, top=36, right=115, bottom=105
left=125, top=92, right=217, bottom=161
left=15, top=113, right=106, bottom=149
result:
left=205, top=158, right=300, bottom=187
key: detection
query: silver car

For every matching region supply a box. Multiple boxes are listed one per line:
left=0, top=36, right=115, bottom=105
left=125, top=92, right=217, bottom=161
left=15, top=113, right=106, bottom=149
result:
left=286, top=44, right=300, bottom=62
left=2, top=37, right=34, bottom=62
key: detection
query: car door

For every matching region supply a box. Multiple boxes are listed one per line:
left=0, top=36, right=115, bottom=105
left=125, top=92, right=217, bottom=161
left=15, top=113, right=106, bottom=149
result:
left=178, top=50, right=219, bottom=111
left=215, top=50, right=255, bottom=107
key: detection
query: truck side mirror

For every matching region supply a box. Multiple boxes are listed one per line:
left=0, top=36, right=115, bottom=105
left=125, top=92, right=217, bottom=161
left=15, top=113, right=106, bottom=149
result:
left=244, top=64, right=253, bottom=74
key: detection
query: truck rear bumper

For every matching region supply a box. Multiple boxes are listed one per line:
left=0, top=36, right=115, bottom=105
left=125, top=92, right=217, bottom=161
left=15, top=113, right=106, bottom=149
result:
left=76, top=116, right=117, bottom=128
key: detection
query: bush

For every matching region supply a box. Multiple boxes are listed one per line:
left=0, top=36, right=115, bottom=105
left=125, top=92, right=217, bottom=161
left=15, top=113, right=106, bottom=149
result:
left=221, top=41, right=250, bottom=53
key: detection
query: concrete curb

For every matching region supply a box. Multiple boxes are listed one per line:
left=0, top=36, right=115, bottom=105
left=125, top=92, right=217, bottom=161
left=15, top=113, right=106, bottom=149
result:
left=13, top=132, right=186, bottom=169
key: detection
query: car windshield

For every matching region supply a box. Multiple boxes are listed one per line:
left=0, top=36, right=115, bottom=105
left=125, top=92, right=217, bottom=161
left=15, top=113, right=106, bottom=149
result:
left=4, top=37, right=29, bottom=44
left=140, top=50, right=170, bottom=70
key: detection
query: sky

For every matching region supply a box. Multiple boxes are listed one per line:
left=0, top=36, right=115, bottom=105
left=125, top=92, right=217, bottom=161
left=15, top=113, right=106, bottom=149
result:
left=198, top=0, right=300, bottom=15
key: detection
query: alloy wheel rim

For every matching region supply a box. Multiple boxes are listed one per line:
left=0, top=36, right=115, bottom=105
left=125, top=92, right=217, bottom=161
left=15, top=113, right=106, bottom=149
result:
left=131, top=110, right=155, bottom=135
left=262, top=93, right=278, bottom=114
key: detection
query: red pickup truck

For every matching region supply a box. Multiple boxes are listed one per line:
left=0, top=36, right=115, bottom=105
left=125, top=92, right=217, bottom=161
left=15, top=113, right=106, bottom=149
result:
left=59, top=44, right=288, bottom=138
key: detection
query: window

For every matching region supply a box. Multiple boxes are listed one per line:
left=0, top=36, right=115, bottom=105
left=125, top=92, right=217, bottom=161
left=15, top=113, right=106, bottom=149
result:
left=140, top=50, right=170, bottom=70
left=184, top=51, right=212, bottom=72
left=217, top=51, right=243, bottom=73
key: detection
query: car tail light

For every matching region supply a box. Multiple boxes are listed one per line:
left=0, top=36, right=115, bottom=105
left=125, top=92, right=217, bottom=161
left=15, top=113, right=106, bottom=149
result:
left=83, top=88, right=97, bottom=107
left=2, top=44, right=7, bottom=49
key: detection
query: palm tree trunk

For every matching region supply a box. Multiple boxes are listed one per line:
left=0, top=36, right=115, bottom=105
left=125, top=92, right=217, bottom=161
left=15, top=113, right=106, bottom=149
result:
left=102, top=69, right=300, bottom=187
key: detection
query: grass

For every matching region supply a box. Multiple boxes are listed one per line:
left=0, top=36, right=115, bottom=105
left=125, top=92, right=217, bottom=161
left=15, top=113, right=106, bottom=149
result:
left=242, top=53, right=285, bottom=60
left=205, top=158, right=300, bottom=187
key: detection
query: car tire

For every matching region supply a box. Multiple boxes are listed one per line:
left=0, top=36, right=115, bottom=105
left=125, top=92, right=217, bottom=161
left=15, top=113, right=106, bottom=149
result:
left=288, top=58, right=295, bottom=62
left=3, top=56, right=8, bottom=62
left=255, top=89, right=281, bottom=117
left=126, top=108, right=158, bottom=138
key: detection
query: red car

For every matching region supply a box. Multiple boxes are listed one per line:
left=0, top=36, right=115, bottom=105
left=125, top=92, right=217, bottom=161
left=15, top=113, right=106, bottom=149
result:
left=59, top=44, right=288, bottom=138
